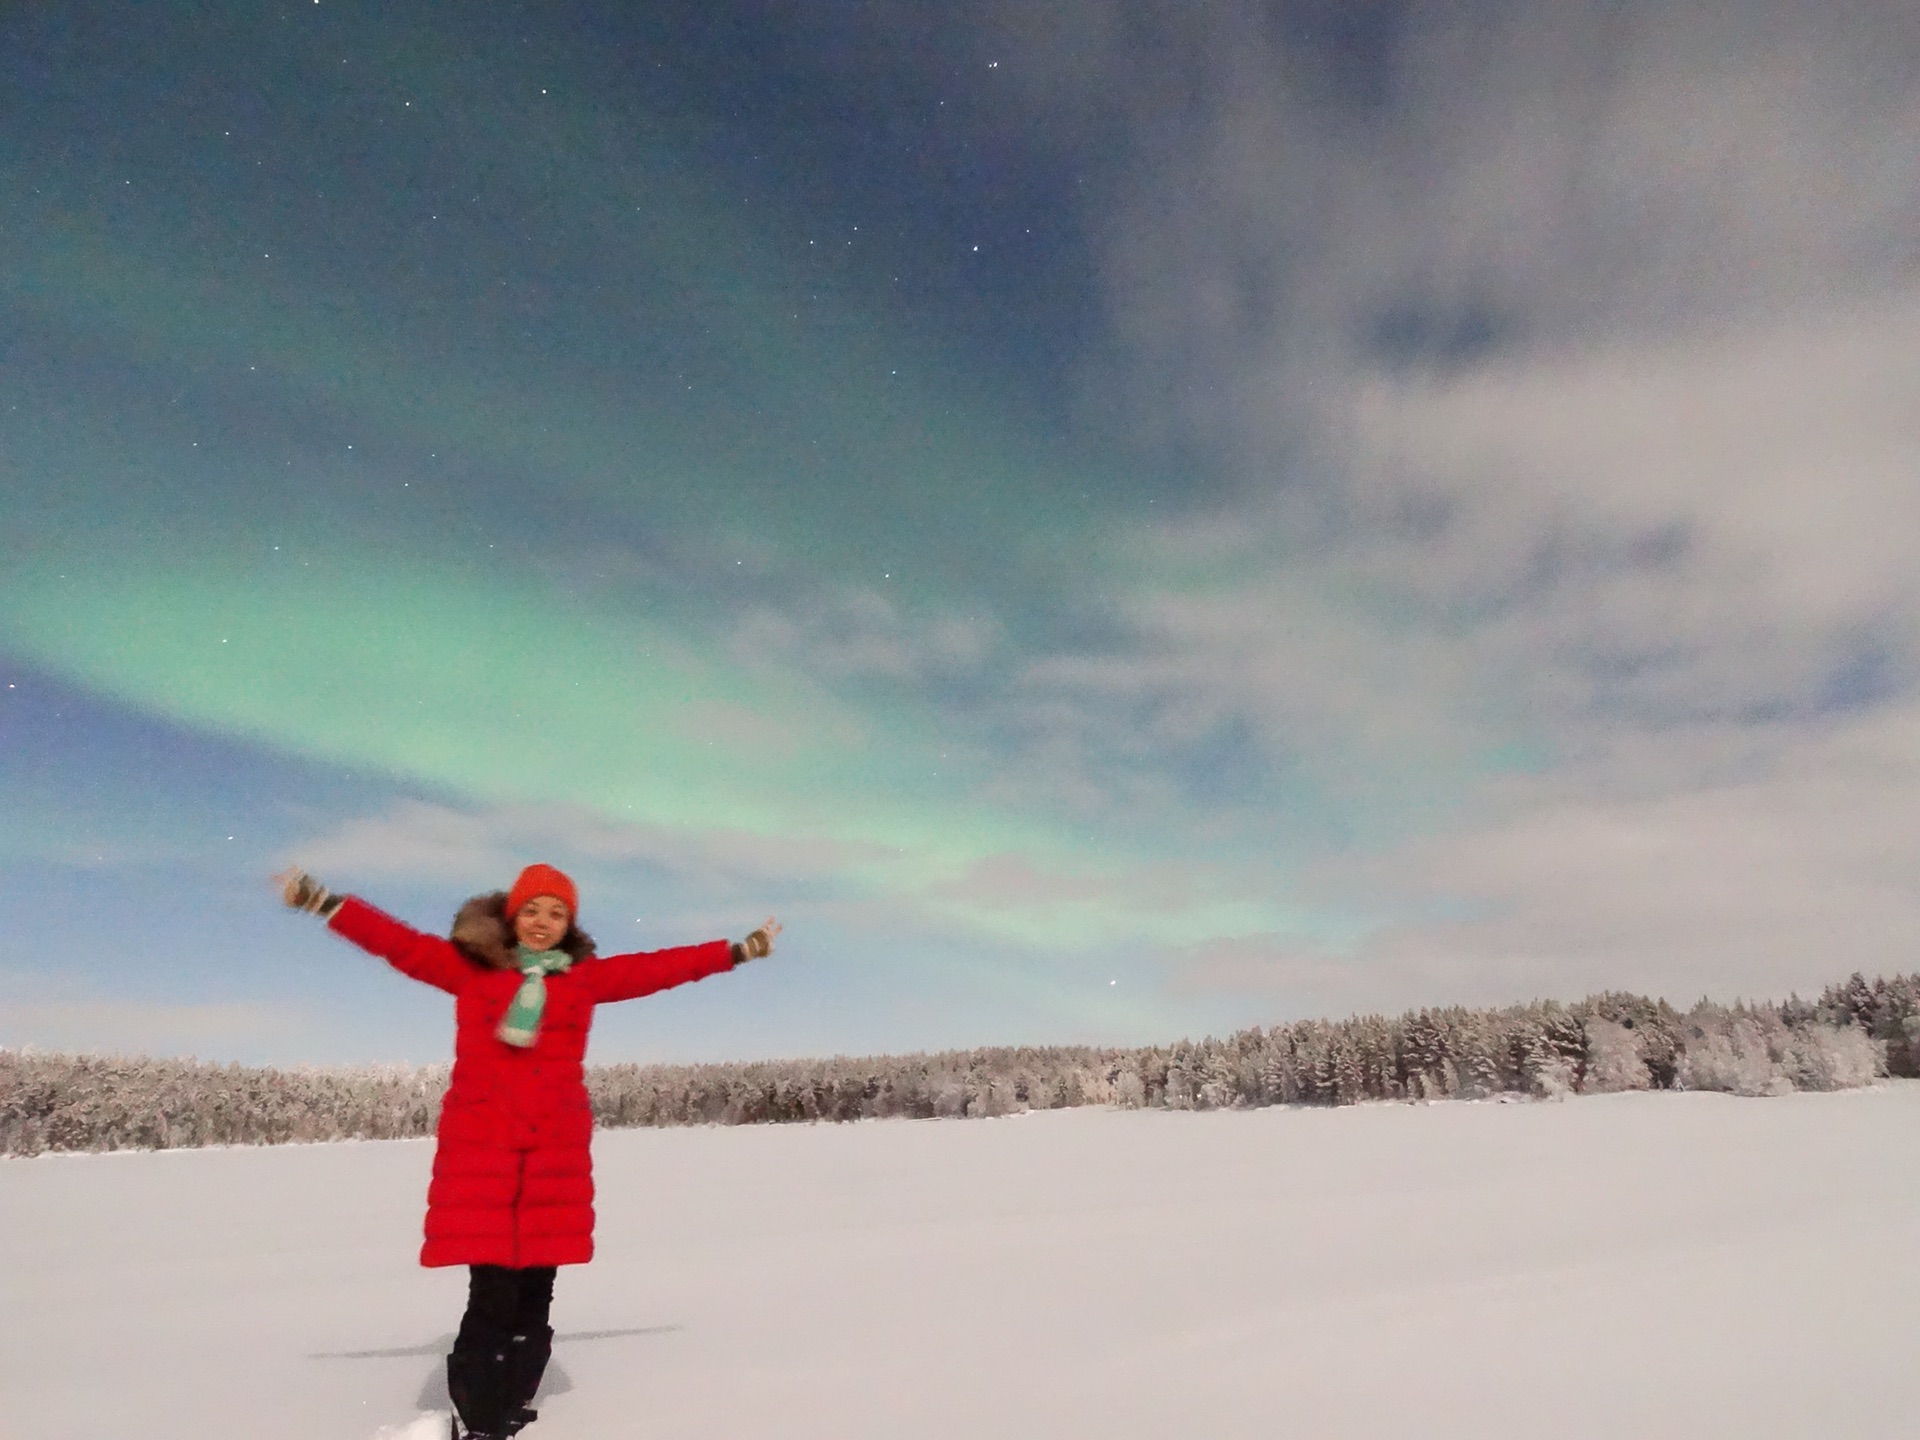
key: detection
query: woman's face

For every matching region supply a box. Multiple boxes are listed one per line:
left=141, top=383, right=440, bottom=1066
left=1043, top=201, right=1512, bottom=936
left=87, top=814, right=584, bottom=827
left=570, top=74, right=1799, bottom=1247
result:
left=513, top=895, right=572, bottom=951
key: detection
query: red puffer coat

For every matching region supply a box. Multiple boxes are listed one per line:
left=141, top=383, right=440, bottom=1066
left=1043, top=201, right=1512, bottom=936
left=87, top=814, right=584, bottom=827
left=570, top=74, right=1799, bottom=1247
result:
left=328, top=896, right=735, bottom=1268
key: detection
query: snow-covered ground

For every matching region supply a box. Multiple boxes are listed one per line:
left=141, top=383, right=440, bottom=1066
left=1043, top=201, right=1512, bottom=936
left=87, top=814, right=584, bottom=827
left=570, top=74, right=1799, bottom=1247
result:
left=5, top=1086, right=1919, bottom=1439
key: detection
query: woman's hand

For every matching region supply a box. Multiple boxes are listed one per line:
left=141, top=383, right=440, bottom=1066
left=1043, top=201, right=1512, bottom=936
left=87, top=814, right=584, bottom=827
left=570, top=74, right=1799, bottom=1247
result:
left=273, top=867, right=343, bottom=917
left=733, top=915, right=782, bottom=964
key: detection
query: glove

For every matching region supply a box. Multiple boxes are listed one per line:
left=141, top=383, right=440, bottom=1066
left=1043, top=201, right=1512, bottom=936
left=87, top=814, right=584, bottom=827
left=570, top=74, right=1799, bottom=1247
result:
left=730, top=916, right=780, bottom=965
left=277, top=868, right=344, bottom=919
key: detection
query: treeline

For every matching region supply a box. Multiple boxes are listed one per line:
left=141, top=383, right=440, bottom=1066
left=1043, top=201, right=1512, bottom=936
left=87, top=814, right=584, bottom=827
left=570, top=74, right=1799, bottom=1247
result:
left=0, top=1055, right=447, bottom=1156
left=4, top=972, right=1915, bottom=1157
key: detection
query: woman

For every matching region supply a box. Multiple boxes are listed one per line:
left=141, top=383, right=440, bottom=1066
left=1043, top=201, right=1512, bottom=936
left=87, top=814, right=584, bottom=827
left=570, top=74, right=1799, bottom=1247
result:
left=275, top=862, right=778, bottom=1439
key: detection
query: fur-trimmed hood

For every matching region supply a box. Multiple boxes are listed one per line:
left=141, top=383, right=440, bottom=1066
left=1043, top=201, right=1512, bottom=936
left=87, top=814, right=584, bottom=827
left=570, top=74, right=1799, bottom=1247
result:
left=450, top=891, right=597, bottom=969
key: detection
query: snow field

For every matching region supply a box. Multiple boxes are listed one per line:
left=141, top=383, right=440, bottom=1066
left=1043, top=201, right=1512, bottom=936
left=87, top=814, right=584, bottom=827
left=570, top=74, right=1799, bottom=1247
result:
left=4, top=1086, right=1919, bottom=1438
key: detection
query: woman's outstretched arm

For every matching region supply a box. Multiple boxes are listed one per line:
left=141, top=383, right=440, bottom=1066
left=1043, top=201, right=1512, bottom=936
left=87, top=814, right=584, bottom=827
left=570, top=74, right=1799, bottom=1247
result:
left=273, top=868, right=472, bottom=995
left=582, top=916, right=781, bottom=1005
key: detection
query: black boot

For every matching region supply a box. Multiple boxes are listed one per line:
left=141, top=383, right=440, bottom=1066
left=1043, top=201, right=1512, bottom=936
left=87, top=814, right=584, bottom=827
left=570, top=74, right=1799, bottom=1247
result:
left=447, top=1343, right=515, bottom=1439
left=503, top=1325, right=553, bottom=1429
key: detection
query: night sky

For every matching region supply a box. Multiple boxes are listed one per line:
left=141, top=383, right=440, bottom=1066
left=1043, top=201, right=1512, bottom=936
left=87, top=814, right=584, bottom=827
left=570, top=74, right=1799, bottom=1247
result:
left=7, top=2, right=1920, bottom=1066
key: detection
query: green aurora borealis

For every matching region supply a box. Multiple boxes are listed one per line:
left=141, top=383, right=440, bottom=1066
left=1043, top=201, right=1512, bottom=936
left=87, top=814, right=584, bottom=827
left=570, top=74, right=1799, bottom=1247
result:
left=1, top=2, right=1376, bottom=1061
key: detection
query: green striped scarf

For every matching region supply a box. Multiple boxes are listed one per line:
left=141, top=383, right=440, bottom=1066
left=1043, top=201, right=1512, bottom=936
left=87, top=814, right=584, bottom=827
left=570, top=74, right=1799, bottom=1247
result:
left=497, top=944, right=573, bottom=1047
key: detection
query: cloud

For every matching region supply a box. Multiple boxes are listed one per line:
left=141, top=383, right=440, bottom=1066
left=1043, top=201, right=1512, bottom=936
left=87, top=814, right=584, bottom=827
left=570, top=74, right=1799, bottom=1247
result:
left=730, top=583, right=1002, bottom=685
left=970, top=0, right=1920, bottom=1010
left=1340, top=296, right=1920, bottom=726
left=1173, top=695, right=1920, bottom=1014
left=271, top=4, right=1914, bottom=1025
left=1073, top=1, right=1920, bottom=390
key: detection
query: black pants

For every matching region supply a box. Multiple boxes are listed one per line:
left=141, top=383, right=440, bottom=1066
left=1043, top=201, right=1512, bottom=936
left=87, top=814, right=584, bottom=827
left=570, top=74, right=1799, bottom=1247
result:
left=456, top=1264, right=556, bottom=1351
left=449, top=1265, right=556, bottom=1433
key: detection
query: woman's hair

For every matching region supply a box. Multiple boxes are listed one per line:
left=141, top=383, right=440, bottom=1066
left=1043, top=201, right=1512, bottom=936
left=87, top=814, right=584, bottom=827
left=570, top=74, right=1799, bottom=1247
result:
left=450, top=891, right=597, bottom=969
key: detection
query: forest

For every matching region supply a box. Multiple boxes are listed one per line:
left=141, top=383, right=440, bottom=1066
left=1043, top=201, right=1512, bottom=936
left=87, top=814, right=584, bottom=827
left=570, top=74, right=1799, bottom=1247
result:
left=3, top=972, right=1913, bottom=1157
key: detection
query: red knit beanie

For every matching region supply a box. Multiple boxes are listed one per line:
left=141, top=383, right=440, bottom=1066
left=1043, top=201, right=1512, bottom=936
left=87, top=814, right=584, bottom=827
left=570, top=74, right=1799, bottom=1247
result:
left=505, top=863, right=578, bottom=920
